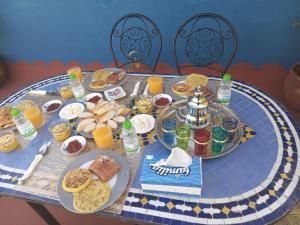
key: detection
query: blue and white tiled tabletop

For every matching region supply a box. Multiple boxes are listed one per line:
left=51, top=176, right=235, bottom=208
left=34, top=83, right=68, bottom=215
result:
left=0, top=74, right=299, bottom=225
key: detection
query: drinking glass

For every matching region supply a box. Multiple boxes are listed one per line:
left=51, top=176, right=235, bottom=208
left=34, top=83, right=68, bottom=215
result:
left=222, top=117, right=238, bottom=143
left=194, top=129, right=210, bottom=156
left=24, top=106, right=45, bottom=129
left=92, top=127, right=113, bottom=149
left=67, top=66, right=83, bottom=83
left=147, top=76, right=163, bottom=95
left=176, top=124, right=190, bottom=151
left=162, top=119, right=177, bottom=147
left=212, top=126, right=228, bottom=153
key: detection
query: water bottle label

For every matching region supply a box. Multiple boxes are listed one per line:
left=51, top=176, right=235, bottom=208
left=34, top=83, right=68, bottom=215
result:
left=125, top=144, right=140, bottom=154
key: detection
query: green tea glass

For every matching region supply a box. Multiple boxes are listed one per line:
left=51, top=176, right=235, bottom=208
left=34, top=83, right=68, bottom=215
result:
left=176, top=124, right=191, bottom=151
left=212, top=126, right=228, bottom=153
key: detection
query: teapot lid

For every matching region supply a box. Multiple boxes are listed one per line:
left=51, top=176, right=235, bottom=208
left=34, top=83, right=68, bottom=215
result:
left=188, top=86, right=208, bottom=109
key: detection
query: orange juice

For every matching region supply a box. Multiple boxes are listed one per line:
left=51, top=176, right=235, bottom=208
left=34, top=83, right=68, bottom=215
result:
left=24, top=106, right=45, bottom=129
left=92, top=127, right=113, bottom=149
left=147, top=76, right=163, bottom=95
left=67, top=66, right=83, bottom=83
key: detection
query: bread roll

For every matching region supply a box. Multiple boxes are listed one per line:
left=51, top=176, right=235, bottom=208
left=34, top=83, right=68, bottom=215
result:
left=96, top=122, right=106, bottom=128
left=96, top=111, right=115, bottom=123
left=113, top=116, right=125, bottom=123
left=107, top=120, right=118, bottom=130
left=78, top=112, right=95, bottom=119
left=86, top=102, right=96, bottom=112
left=92, top=101, right=108, bottom=114
left=83, top=122, right=96, bottom=133
left=77, top=118, right=95, bottom=132
left=94, top=103, right=115, bottom=116
left=116, top=108, right=131, bottom=116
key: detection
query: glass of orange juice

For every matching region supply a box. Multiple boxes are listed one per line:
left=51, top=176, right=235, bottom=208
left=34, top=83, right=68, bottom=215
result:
left=24, top=106, right=45, bottom=129
left=147, top=76, right=163, bottom=95
left=67, top=66, right=83, bottom=83
left=92, top=127, right=113, bottom=149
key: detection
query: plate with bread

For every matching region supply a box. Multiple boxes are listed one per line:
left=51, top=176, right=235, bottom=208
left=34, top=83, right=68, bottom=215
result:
left=76, top=100, right=130, bottom=138
left=165, top=73, right=216, bottom=101
left=57, top=150, right=129, bottom=213
left=84, top=68, right=127, bottom=92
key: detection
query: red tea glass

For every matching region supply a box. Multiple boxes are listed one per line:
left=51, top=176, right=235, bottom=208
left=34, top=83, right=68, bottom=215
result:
left=194, top=129, right=211, bottom=156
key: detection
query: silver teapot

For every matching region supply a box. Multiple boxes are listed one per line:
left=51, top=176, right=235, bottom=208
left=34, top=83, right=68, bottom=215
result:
left=175, top=86, right=211, bottom=129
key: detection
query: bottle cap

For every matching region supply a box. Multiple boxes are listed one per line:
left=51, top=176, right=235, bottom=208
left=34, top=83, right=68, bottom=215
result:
left=11, top=107, right=20, bottom=117
left=123, top=119, right=132, bottom=129
left=69, top=74, right=77, bottom=80
left=223, top=74, right=231, bottom=81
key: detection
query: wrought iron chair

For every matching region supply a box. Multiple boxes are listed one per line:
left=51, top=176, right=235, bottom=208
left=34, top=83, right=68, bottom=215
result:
left=173, top=13, right=238, bottom=76
left=110, top=13, right=162, bottom=72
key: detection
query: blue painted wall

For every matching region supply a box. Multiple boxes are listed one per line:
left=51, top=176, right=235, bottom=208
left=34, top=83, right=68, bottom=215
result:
left=0, top=0, right=299, bottom=68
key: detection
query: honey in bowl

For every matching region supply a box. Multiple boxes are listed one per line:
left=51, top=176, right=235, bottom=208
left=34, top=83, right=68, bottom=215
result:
left=135, top=95, right=153, bottom=114
left=59, top=86, right=74, bottom=99
left=49, top=121, right=71, bottom=141
left=0, top=131, right=19, bottom=152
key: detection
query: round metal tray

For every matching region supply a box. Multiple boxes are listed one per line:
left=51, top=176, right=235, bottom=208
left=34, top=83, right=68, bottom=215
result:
left=155, top=100, right=243, bottom=159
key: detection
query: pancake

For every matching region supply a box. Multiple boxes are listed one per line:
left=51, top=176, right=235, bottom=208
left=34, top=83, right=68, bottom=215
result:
left=62, top=168, right=92, bottom=193
left=89, top=80, right=107, bottom=89
left=172, top=83, right=190, bottom=96
left=73, top=179, right=111, bottom=213
left=92, top=70, right=110, bottom=81
left=185, top=73, right=208, bottom=88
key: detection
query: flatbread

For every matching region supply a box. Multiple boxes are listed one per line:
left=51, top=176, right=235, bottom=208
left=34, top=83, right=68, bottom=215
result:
left=62, top=168, right=92, bottom=193
left=73, top=179, right=111, bottom=213
left=172, top=83, right=190, bottom=96
left=185, top=73, right=208, bottom=88
left=0, top=107, right=14, bottom=129
left=89, top=80, right=107, bottom=89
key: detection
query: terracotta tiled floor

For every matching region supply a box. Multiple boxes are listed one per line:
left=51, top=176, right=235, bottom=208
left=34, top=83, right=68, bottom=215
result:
left=0, top=60, right=299, bottom=225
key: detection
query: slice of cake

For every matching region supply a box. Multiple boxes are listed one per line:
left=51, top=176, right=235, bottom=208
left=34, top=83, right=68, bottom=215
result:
left=140, top=148, right=202, bottom=197
left=89, top=154, right=120, bottom=182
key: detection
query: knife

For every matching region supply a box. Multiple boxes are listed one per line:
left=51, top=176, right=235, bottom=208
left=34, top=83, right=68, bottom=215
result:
left=127, top=81, right=141, bottom=107
left=28, top=90, right=59, bottom=96
left=18, top=140, right=52, bottom=184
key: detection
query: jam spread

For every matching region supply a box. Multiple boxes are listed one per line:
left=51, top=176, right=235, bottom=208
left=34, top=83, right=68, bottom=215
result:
left=66, top=140, right=82, bottom=154
left=47, top=103, right=61, bottom=112
left=155, top=97, right=170, bottom=107
left=87, top=95, right=101, bottom=104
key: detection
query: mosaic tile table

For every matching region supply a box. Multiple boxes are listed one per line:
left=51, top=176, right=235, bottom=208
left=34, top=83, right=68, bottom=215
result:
left=0, top=73, right=299, bottom=225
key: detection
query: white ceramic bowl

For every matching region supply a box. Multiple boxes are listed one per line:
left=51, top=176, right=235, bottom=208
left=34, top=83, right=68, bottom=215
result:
left=42, top=100, right=62, bottom=113
left=61, top=135, right=86, bottom=156
left=152, top=94, right=172, bottom=108
left=59, top=103, right=84, bottom=120
left=130, top=114, right=155, bottom=134
left=84, top=93, right=103, bottom=103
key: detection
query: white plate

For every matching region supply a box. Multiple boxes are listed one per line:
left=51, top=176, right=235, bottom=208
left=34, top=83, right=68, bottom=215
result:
left=84, top=93, right=103, bottom=103
left=130, top=114, right=155, bottom=134
left=152, top=94, right=172, bottom=108
left=59, top=103, right=84, bottom=120
left=42, top=100, right=62, bottom=113
left=104, top=86, right=126, bottom=101
left=61, top=136, right=86, bottom=156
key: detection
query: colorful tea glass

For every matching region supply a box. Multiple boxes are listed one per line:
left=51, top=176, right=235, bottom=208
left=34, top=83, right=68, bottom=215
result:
left=194, top=129, right=211, bottom=156
left=222, top=117, right=238, bottom=143
left=212, top=126, right=228, bottom=153
left=162, top=119, right=177, bottom=147
left=176, top=124, right=190, bottom=151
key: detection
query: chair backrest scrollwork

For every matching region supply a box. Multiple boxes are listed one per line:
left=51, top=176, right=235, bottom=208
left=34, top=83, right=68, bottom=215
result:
left=110, top=13, right=162, bottom=72
left=173, top=13, right=238, bottom=76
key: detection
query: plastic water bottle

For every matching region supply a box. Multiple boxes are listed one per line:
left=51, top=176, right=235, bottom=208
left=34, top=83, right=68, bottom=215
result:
left=69, top=73, right=85, bottom=99
left=122, top=119, right=140, bottom=155
left=11, top=108, right=37, bottom=140
left=217, top=74, right=232, bottom=105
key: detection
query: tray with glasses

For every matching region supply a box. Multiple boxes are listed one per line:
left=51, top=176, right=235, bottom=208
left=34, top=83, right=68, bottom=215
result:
left=155, top=93, right=243, bottom=159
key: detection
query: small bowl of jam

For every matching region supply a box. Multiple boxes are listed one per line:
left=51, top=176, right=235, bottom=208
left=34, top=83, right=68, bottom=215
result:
left=153, top=94, right=172, bottom=108
left=84, top=93, right=103, bottom=104
left=61, top=135, right=86, bottom=156
left=42, top=100, right=62, bottom=113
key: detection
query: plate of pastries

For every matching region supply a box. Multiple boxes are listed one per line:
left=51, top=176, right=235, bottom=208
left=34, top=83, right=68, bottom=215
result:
left=165, top=73, right=215, bottom=101
left=57, top=150, right=129, bottom=213
left=77, top=99, right=130, bottom=138
left=85, top=68, right=127, bottom=92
